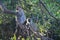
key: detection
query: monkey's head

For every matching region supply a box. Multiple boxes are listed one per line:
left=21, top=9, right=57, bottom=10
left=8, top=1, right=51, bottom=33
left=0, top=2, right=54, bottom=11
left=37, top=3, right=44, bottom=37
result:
left=16, top=6, right=24, bottom=16
left=16, top=6, right=22, bottom=11
left=23, top=18, right=31, bottom=25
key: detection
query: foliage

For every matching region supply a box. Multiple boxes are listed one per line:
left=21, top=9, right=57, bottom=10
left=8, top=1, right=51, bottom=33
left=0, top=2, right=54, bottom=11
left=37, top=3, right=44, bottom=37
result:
left=0, top=0, right=60, bottom=40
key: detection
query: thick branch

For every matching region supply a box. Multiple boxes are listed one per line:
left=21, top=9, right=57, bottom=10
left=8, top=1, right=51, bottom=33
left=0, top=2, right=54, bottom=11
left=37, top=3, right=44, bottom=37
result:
left=0, top=3, right=16, bottom=15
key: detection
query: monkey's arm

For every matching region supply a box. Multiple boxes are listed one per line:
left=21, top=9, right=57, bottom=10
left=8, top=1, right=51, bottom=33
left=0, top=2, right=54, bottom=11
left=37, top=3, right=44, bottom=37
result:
left=3, top=9, right=17, bottom=15
left=0, top=3, right=17, bottom=15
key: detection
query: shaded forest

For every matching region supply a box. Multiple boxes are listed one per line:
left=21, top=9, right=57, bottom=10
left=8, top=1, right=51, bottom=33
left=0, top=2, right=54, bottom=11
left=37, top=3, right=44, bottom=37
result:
left=0, top=0, right=60, bottom=40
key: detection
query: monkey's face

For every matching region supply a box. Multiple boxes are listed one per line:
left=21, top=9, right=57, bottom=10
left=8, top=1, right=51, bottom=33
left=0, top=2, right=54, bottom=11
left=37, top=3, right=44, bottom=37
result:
left=16, top=6, right=22, bottom=12
left=16, top=9, right=21, bottom=13
left=26, top=18, right=31, bottom=25
left=16, top=6, right=23, bottom=16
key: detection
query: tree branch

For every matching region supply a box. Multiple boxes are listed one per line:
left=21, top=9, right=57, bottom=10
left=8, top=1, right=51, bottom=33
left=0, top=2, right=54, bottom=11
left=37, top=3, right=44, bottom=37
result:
left=0, top=3, right=16, bottom=15
left=39, top=0, right=57, bottom=20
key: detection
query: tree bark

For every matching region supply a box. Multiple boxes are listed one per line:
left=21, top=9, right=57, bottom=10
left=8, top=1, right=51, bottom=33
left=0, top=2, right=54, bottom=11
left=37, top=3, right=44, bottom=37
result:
left=0, top=3, right=16, bottom=15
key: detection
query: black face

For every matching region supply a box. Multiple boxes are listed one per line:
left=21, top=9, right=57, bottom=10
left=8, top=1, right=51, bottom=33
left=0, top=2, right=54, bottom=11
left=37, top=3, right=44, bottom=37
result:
left=28, top=18, right=30, bottom=22
left=23, top=18, right=31, bottom=25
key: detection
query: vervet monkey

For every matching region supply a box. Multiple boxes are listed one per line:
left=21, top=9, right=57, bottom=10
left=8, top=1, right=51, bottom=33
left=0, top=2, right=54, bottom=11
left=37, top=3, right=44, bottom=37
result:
left=0, top=4, right=26, bottom=24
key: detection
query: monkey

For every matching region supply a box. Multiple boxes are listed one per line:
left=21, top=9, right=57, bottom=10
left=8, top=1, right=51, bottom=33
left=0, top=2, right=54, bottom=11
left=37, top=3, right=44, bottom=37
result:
left=16, top=6, right=26, bottom=24
left=0, top=3, right=27, bottom=40
left=0, top=3, right=40, bottom=40
left=23, top=18, right=38, bottom=32
left=0, top=4, right=26, bottom=24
